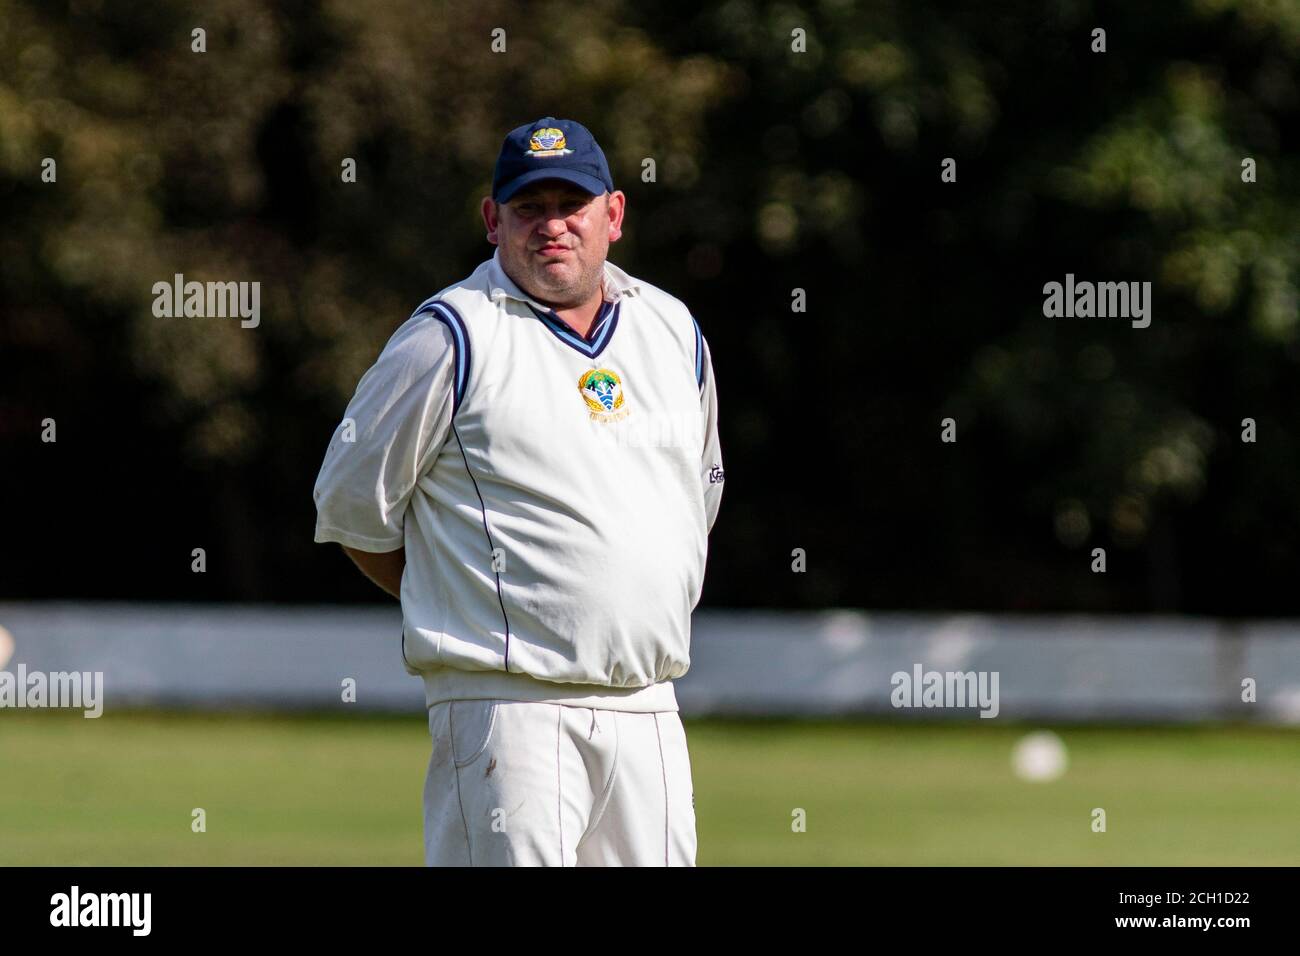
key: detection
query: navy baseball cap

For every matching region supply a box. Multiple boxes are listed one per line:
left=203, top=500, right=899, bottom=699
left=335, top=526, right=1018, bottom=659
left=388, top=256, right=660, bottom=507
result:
left=492, top=116, right=615, bottom=203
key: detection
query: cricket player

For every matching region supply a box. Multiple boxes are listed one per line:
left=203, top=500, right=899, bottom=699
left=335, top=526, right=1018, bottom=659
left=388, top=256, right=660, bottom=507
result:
left=312, top=116, right=724, bottom=866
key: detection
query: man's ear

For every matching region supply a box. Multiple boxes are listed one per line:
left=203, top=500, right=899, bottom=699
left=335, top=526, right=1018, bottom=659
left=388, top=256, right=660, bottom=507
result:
left=606, top=190, right=626, bottom=244
left=481, top=196, right=499, bottom=245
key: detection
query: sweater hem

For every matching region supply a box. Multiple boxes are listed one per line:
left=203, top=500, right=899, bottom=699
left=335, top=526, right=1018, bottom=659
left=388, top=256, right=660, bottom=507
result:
left=419, top=668, right=679, bottom=713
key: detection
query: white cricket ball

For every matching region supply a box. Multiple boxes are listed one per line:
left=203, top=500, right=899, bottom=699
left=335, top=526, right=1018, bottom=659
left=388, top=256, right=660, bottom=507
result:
left=1011, top=730, right=1068, bottom=782
left=0, top=625, right=13, bottom=670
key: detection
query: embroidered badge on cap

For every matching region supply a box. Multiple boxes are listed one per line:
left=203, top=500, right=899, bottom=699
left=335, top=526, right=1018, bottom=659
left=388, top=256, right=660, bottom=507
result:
left=528, top=127, right=573, bottom=158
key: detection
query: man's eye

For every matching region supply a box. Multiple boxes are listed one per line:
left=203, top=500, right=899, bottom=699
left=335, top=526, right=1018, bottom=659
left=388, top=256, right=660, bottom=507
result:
left=517, top=205, right=538, bottom=216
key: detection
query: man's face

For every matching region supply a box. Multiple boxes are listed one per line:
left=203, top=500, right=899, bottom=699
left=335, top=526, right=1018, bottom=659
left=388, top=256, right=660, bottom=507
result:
left=482, top=181, right=626, bottom=309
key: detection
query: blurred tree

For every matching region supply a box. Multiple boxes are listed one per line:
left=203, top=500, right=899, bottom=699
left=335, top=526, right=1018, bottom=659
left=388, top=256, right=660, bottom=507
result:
left=0, top=0, right=1296, bottom=614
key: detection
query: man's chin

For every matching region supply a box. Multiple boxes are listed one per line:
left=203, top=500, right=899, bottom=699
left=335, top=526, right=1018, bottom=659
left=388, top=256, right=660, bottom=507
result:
left=532, top=266, right=578, bottom=292
left=512, top=260, right=596, bottom=307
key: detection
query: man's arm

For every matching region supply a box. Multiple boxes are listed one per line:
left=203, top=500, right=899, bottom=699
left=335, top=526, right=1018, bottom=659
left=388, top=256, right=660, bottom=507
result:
left=699, top=333, right=724, bottom=534
left=341, top=545, right=405, bottom=599
left=312, top=313, right=457, bottom=594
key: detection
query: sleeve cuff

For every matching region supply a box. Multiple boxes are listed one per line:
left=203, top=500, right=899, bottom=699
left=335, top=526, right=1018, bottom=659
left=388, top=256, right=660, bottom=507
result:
left=313, top=524, right=404, bottom=553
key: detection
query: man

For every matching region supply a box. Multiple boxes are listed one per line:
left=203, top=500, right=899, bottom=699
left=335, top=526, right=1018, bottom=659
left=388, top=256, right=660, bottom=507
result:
left=312, top=116, right=724, bottom=866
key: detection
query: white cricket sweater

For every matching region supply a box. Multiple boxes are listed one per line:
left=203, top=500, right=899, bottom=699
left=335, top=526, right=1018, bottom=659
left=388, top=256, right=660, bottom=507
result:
left=313, top=248, right=724, bottom=712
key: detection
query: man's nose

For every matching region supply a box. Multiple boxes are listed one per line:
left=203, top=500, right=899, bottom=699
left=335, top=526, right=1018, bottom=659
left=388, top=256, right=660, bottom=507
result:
left=538, top=215, right=568, bottom=236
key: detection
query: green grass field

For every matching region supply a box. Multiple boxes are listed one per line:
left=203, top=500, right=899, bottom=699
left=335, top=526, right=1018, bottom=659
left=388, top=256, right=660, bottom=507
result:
left=1, top=711, right=1296, bottom=865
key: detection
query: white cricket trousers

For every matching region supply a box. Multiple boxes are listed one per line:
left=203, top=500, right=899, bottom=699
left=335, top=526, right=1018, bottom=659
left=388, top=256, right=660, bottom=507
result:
left=423, top=699, right=697, bottom=866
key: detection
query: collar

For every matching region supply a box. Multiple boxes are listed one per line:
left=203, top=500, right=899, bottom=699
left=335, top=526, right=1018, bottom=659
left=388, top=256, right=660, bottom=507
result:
left=486, top=246, right=642, bottom=308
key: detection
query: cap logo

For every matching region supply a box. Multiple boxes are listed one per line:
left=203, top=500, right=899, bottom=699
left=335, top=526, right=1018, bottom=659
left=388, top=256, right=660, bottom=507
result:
left=528, top=127, right=573, bottom=158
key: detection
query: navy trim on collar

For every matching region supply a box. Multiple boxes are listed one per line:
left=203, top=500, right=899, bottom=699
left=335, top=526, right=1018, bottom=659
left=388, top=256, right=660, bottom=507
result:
left=528, top=299, right=620, bottom=359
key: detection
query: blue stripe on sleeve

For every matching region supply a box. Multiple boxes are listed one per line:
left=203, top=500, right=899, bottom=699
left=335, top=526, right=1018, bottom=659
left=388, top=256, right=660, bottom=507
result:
left=691, top=316, right=704, bottom=390
left=410, top=298, right=471, bottom=413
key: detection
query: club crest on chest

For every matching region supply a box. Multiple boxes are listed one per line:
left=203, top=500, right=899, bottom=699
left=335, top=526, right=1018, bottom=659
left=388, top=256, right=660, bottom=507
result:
left=578, top=368, right=630, bottom=422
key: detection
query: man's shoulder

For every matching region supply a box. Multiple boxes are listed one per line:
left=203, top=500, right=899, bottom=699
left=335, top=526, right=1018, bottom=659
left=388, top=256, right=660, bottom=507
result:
left=377, top=306, right=457, bottom=366
left=611, top=264, right=711, bottom=384
left=379, top=261, right=494, bottom=353
left=414, top=258, right=496, bottom=318
left=610, top=262, right=696, bottom=329
left=620, top=271, right=707, bottom=368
